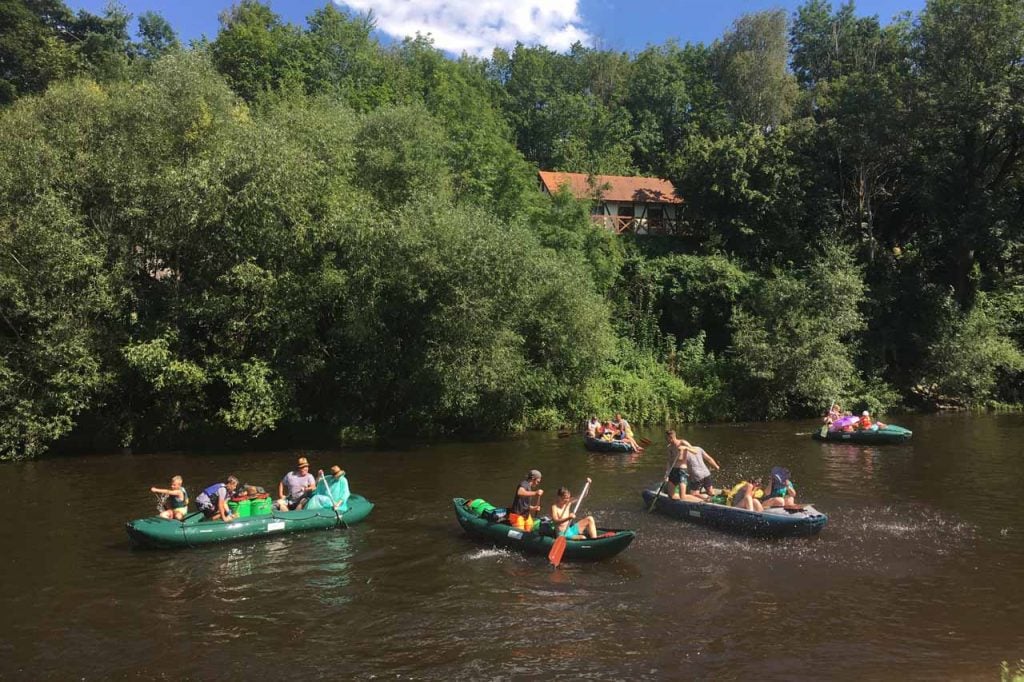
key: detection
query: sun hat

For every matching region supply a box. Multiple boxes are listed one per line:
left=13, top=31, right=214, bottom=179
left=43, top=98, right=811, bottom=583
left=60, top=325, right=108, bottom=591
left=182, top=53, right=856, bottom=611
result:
left=528, top=469, right=542, bottom=480
left=862, top=411, right=869, bottom=416
left=297, top=456, right=310, bottom=468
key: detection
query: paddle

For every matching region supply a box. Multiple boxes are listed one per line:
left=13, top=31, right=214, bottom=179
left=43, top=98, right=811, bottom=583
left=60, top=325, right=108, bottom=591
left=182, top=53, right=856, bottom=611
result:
left=819, top=396, right=836, bottom=438
left=548, top=478, right=591, bottom=568
left=647, top=464, right=674, bottom=512
left=639, top=437, right=652, bottom=447
left=557, top=431, right=574, bottom=438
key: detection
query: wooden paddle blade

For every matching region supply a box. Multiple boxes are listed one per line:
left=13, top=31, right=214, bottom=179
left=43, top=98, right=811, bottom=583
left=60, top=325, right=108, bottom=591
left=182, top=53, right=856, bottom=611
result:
left=548, top=535, right=567, bottom=567
left=557, top=431, right=573, bottom=438
left=639, top=438, right=652, bottom=447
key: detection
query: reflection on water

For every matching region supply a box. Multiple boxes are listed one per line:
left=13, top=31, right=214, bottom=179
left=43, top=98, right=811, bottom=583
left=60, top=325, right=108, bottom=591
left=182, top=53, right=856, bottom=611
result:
left=0, top=413, right=1023, bottom=679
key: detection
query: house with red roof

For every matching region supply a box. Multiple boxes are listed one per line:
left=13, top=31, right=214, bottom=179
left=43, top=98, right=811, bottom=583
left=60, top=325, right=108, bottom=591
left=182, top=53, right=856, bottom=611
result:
left=537, top=171, right=684, bottom=235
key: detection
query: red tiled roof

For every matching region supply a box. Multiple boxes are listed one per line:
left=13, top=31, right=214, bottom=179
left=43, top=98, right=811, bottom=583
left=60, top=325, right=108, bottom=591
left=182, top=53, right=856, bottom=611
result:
left=538, top=171, right=683, bottom=204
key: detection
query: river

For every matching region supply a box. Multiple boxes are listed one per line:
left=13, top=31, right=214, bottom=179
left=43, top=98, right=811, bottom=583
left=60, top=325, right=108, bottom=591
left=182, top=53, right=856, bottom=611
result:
left=1, top=413, right=1022, bottom=680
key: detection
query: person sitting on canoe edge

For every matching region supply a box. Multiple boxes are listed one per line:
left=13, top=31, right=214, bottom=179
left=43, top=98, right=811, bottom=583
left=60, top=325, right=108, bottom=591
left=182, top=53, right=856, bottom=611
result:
left=151, top=475, right=189, bottom=520
left=195, top=476, right=239, bottom=521
left=586, top=416, right=600, bottom=439
left=682, top=441, right=721, bottom=500
left=551, top=482, right=597, bottom=540
left=277, top=456, right=316, bottom=511
left=727, top=479, right=764, bottom=511
left=857, top=410, right=887, bottom=431
left=823, top=402, right=842, bottom=426
left=511, top=469, right=544, bottom=518
left=612, top=413, right=643, bottom=452
left=762, top=466, right=797, bottom=509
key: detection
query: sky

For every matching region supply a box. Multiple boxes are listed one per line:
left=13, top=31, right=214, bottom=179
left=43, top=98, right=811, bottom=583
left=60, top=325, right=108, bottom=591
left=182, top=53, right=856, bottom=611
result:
left=66, top=0, right=928, bottom=57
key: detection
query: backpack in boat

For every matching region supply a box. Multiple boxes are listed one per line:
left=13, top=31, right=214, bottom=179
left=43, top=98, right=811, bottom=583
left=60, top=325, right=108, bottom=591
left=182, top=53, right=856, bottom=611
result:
left=466, top=499, right=496, bottom=517
left=536, top=517, right=557, bottom=537
left=483, top=507, right=508, bottom=524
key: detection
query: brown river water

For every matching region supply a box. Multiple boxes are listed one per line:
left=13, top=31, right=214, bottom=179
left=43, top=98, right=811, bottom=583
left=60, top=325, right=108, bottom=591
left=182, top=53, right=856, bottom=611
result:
left=1, top=413, right=1023, bottom=680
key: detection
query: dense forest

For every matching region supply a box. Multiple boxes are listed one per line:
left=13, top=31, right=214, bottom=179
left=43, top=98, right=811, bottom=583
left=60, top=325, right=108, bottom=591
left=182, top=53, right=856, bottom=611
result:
left=1, top=0, right=1023, bottom=459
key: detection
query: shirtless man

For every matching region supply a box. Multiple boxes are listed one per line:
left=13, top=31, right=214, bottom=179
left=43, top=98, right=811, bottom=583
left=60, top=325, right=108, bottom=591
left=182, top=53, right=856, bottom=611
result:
left=663, top=430, right=704, bottom=502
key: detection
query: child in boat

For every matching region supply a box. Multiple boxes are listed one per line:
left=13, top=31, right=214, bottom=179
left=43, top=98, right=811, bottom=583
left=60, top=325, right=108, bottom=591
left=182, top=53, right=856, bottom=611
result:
left=551, top=484, right=598, bottom=540
left=150, top=475, right=189, bottom=520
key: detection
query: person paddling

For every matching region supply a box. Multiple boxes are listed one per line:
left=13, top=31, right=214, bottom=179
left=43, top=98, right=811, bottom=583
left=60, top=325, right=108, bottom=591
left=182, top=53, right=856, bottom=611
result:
left=663, top=431, right=704, bottom=502
left=511, top=470, right=544, bottom=518
left=551, top=480, right=597, bottom=540
left=151, top=475, right=188, bottom=520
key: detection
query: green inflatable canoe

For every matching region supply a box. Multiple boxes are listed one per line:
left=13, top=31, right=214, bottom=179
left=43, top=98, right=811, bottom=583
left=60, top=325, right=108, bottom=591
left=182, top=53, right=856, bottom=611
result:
left=811, top=424, right=912, bottom=444
left=126, top=494, right=374, bottom=549
left=452, top=497, right=635, bottom=562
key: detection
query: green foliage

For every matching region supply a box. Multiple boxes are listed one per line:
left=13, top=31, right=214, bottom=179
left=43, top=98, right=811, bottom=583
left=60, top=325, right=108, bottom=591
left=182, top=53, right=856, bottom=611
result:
left=353, top=103, right=451, bottom=206
left=923, top=293, right=1024, bottom=406
left=579, top=339, right=691, bottom=425
left=728, top=247, right=867, bottom=418
left=5, top=0, right=1024, bottom=457
left=528, top=187, right=624, bottom=295
left=713, top=10, right=798, bottom=129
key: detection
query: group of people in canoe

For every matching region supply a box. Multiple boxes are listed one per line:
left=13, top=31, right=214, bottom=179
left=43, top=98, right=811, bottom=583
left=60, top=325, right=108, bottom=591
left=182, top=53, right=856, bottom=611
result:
left=511, top=469, right=599, bottom=540
left=822, top=402, right=887, bottom=432
left=586, top=413, right=644, bottom=452
left=149, top=456, right=350, bottom=523
left=660, top=430, right=798, bottom=511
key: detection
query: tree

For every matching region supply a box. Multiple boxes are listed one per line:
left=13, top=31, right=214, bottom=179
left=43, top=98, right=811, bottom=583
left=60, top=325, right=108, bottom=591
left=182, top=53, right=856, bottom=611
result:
left=210, top=0, right=309, bottom=101
left=136, top=11, right=180, bottom=60
left=713, top=10, right=798, bottom=129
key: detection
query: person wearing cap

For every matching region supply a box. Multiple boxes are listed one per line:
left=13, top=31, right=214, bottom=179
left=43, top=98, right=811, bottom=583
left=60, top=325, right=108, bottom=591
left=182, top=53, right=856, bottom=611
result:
left=511, top=470, right=544, bottom=518
left=276, top=456, right=316, bottom=511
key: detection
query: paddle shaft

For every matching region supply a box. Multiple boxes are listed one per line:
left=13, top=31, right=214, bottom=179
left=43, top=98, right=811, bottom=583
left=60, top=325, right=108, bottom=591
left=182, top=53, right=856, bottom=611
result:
left=571, top=480, right=590, bottom=516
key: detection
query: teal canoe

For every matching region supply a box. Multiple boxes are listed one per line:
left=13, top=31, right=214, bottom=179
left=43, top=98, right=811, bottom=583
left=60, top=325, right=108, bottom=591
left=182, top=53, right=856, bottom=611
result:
left=452, top=497, right=635, bottom=561
left=126, top=494, right=374, bottom=549
left=812, top=424, right=912, bottom=444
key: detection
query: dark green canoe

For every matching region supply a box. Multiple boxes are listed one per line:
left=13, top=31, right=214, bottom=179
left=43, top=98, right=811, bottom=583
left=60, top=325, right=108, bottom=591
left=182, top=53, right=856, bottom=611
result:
left=584, top=437, right=635, bottom=453
left=811, top=424, right=912, bottom=444
left=126, top=494, right=374, bottom=549
left=452, top=497, right=635, bottom=561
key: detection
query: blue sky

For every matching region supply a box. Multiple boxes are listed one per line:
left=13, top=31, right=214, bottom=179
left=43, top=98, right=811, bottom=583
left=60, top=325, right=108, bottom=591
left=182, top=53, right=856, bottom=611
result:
left=67, top=0, right=927, bottom=57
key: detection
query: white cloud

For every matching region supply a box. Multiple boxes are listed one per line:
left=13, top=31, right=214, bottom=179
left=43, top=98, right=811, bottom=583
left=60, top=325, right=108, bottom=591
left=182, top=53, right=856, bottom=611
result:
left=333, top=0, right=592, bottom=56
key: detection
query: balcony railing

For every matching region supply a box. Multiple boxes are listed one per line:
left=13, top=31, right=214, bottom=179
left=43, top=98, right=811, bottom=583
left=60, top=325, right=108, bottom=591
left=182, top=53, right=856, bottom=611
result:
left=590, top=214, right=686, bottom=236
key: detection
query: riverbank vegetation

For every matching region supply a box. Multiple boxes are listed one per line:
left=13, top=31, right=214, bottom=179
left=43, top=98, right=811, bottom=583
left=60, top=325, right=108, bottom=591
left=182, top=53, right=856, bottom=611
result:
left=2, top=0, right=1023, bottom=458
